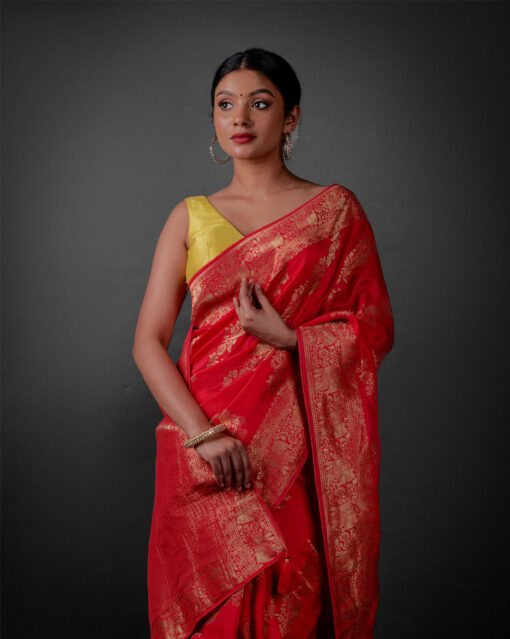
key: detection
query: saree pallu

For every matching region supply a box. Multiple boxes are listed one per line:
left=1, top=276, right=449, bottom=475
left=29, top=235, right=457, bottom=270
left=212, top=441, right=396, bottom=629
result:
left=148, top=184, right=394, bottom=638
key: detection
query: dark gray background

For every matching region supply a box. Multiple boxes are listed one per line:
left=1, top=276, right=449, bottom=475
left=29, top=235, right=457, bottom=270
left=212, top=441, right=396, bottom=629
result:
left=2, top=1, right=509, bottom=637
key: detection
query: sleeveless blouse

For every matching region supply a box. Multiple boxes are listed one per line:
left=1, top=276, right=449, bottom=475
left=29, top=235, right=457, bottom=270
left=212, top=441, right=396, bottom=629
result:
left=185, top=196, right=244, bottom=284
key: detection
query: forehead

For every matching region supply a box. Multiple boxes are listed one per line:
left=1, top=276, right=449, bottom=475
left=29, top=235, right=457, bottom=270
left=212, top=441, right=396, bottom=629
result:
left=215, top=69, right=280, bottom=97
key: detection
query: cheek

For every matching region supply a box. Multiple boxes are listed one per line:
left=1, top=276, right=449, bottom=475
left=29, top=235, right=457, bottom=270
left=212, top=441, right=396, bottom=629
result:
left=213, top=111, right=229, bottom=127
left=257, top=111, right=282, bottom=132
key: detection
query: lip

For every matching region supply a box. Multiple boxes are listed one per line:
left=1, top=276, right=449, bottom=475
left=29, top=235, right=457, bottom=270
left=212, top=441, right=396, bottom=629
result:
left=231, top=134, right=256, bottom=142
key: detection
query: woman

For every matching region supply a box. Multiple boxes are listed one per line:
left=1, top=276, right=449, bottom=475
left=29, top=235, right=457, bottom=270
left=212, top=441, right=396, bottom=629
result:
left=133, top=48, right=394, bottom=639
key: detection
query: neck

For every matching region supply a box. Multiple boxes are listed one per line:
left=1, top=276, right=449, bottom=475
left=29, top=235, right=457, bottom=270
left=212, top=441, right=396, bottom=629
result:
left=227, top=156, right=300, bottom=199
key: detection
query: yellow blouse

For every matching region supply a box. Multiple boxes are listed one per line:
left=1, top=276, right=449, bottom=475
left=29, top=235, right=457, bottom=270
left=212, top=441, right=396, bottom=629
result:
left=185, top=195, right=244, bottom=283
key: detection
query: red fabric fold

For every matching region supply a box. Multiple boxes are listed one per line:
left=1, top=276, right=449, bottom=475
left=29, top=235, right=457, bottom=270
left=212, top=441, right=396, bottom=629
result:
left=147, top=184, right=394, bottom=638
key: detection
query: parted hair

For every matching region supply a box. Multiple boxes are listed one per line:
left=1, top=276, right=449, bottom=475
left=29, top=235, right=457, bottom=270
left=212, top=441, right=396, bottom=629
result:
left=209, top=47, right=302, bottom=120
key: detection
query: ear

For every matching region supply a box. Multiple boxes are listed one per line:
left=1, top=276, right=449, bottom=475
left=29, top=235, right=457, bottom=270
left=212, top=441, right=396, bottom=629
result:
left=285, top=104, right=300, bottom=129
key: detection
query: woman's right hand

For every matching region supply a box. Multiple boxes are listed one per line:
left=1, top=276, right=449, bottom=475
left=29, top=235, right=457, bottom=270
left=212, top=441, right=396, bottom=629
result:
left=194, top=433, right=252, bottom=492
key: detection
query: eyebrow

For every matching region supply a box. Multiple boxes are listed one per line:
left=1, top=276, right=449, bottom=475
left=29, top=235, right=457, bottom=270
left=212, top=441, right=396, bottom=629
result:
left=215, top=88, right=274, bottom=98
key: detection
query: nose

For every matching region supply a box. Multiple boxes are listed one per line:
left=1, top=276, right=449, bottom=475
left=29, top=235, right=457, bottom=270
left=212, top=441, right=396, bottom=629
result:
left=233, top=104, right=251, bottom=127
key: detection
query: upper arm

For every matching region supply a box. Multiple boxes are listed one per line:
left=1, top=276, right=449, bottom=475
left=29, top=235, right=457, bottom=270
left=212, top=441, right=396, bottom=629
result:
left=133, top=199, right=189, bottom=352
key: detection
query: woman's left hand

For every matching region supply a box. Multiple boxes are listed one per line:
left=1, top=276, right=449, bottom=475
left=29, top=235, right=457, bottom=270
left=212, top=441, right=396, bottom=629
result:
left=233, top=277, right=297, bottom=351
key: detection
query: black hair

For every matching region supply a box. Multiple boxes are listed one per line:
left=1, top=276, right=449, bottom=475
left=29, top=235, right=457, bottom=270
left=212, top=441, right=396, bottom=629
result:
left=209, top=48, right=301, bottom=120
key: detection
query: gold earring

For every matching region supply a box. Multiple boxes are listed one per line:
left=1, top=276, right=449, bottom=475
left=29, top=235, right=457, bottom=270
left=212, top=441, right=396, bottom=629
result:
left=282, top=132, right=293, bottom=161
left=209, top=135, right=231, bottom=164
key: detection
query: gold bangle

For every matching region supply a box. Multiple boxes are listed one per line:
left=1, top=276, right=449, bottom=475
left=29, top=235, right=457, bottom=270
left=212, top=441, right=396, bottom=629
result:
left=183, top=424, right=226, bottom=449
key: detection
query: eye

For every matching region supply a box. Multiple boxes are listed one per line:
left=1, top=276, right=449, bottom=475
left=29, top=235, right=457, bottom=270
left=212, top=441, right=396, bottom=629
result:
left=218, top=101, right=232, bottom=110
left=253, top=100, right=269, bottom=109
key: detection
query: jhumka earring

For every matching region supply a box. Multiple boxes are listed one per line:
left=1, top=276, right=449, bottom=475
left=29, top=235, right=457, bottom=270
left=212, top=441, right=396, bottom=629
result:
left=209, top=135, right=231, bottom=164
left=282, top=132, right=294, bottom=161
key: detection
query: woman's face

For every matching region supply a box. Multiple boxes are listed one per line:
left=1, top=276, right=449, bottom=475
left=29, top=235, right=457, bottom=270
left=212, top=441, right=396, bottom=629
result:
left=212, top=68, right=297, bottom=161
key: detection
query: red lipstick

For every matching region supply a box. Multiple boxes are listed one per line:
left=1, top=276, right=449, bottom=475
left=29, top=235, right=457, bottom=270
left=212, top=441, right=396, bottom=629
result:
left=231, top=133, right=255, bottom=143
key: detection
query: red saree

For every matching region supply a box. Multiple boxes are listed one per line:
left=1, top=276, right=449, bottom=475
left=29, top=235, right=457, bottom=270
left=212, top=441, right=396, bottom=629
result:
left=148, top=184, right=394, bottom=638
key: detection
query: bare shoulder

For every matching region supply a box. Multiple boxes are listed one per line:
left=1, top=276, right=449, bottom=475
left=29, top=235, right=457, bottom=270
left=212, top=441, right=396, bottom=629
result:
left=297, top=180, right=330, bottom=196
left=205, top=186, right=229, bottom=204
left=150, top=198, right=189, bottom=284
left=162, top=198, right=188, bottom=234
left=296, top=179, right=328, bottom=189
left=147, top=198, right=189, bottom=288
left=159, top=198, right=189, bottom=250
left=132, top=199, right=190, bottom=350
left=283, top=180, right=332, bottom=205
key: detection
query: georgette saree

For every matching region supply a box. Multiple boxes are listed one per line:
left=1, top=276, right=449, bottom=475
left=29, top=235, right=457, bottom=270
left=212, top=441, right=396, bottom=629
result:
left=147, top=184, right=394, bottom=638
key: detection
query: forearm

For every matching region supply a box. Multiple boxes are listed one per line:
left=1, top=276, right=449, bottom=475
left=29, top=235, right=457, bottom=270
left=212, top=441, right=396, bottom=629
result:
left=133, top=338, right=212, bottom=438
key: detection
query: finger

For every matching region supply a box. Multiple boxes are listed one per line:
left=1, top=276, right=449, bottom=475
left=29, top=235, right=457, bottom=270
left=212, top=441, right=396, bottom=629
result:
left=243, top=277, right=255, bottom=299
left=210, top=459, right=224, bottom=489
left=240, top=276, right=247, bottom=297
left=240, top=277, right=249, bottom=299
left=230, top=448, right=244, bottom=492
left=250, top=280, right=262, bottom=309
left=249, top=280, right=260, bottom=309
left=239, top=278, right=253, bottom=315
left=220, top=454, right=233, bottom=490
left=236, top=279, right=245, bottom=310
left=239, top=446, right=252, bottom=490
left=254, top=282, right=264, bottom=299
left=254, top=283, right=270, bottom=309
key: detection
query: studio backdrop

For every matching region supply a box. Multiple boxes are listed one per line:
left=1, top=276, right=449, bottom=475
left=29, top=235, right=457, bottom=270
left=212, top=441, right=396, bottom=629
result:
left=2, top=1, right=508, bottom=637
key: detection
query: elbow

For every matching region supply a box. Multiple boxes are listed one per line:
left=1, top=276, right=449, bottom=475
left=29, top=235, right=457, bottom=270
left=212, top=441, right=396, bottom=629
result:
left=132, top=333, right=166, bottom=367
left=132, top=334, right=147, bottom=367
left=132, top=340, right=141, bottom=367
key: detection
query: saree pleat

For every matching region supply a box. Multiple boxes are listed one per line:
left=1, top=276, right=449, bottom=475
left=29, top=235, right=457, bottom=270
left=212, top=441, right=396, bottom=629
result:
left=190, top=458, right=324, bottom=638
left=147, top=184, right=394, bottom=638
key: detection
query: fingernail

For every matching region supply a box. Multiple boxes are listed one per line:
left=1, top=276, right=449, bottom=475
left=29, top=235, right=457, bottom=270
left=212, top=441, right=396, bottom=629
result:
left=256, top=283, right=261, bottom=289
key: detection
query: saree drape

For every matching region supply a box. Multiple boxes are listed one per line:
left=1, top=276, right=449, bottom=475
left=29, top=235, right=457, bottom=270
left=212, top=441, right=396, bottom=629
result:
left=148, top=184, right=394, bottom=638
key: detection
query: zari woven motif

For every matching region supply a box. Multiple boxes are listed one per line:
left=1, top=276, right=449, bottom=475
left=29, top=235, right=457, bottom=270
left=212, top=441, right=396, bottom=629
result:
left=148, top=184, right=394, bottom=638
